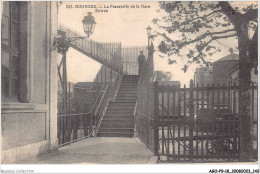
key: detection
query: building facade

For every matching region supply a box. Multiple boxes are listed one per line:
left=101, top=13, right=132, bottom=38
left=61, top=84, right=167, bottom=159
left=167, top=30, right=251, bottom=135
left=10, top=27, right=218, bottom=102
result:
left=194, top=67, right=213, bottom=86
left=213, top=53, right=239, bottom=85
left=1, top=2, right=58, bottom=163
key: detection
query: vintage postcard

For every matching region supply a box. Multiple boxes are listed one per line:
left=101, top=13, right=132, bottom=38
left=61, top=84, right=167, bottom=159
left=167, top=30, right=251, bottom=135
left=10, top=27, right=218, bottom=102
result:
left=1, top=1, right=259, bottom=173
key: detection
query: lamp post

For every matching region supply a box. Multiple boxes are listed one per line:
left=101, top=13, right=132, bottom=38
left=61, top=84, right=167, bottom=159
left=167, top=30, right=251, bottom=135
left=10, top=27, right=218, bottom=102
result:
left=146, top=25, right=152, bottom=47
left=146, top=25, right=154, bottom=81
left=54, top=12, right=96, bottom=127
left=82, top=12, right=96, bottom=38
left=55, top=12, right=96, bottom=54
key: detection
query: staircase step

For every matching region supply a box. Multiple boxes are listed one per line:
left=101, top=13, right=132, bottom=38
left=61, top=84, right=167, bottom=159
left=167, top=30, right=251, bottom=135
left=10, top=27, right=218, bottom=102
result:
left=119, top=84, right=138, bottom=87
left=98, top=128, right=134, bottom=133
left=120, top=83, right=138, bottom=85
left=117, top=90, right=137, bottom=94
left=117, top=90, right=137, bottom=93
left=106, top=105, right=135, bottom=113
left=97, top=132, right=133, bottom=137
left=116, top=94, right=137, bottom=97
left=107, top=105, right=135, bottom=110
left=120, top=85, right=138, bottom=87
left=123, top=75, right=139, bottom=78
left=122, top=79, right=139, bottom=81
left=105, top=111, right=134, bottom=116
left=102, top=119, right=134, bottom=124
left=109, top=102, right=136, bottom=105
left=116, top=96, right=137, bottom=100
left=106, top=108, right=134, bottom=112
left=121, top=82, right=139, bottom=84
left=116, top=95, right=137, bottom=99
left=123, top=75, right=139, bottom=77
left=120, top=82, right=139, bottom=84
left=100, top=124, right=134, bottom=128
left=119, top=86, right=138, bottom=89
left=121, top=78, right=139, bottom=83
left=115, top=99, right=137, bottom=102
left=97, top=75, right=139, bottom=138
left=117, top=95, right=137, bottom=97
left=121, top=79, right=139, bottom=81
left=123, top=76, right=139, bottom=78
left=118, top=89, right=137, bottom=92
left=117, top=92, right=137, bottom=96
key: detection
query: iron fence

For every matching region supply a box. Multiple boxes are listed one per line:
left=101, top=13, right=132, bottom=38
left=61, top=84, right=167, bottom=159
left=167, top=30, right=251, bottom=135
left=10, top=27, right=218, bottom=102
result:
left=135, top=47, right=154, bottom=152
left=122, top=46, right=148, bottom=75
left=154, top=81, right=258, bottom=162
left=57, top=68, right=123, bottom=147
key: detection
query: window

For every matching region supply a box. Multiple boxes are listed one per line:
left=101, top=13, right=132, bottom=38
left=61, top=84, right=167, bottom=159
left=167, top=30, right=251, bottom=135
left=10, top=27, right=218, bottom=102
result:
left=1, top=2, right=20, bottom=100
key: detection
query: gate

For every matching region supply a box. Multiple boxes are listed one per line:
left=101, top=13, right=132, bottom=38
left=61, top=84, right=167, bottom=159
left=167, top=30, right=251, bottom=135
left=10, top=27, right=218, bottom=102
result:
left=154, top=81, right=258, bottom=162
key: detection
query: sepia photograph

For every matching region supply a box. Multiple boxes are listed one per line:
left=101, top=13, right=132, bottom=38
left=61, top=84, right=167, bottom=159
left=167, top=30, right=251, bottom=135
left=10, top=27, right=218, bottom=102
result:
left=1, top=0, right=259, bottom=173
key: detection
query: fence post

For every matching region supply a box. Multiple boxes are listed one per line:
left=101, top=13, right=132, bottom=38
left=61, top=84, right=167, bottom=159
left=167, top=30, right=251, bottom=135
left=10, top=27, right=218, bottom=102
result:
left=68, top=82, right=71, bottom=144
left=189, top=80, right=194, bottom=161
left=154, top=81, right=159, bottom=156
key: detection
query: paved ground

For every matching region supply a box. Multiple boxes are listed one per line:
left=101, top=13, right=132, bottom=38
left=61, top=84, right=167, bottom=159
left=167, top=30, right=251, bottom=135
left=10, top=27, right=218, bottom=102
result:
left=15, top=137, right=157, bottom=164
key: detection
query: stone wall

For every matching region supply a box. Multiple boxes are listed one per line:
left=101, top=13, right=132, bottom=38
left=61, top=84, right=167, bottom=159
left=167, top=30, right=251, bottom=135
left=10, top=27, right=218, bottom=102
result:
left=1, top=2, right=58, bottom=164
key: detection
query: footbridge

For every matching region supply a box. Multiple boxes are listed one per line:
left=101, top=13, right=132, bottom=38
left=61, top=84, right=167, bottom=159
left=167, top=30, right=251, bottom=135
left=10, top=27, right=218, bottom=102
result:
left=56, top=24, right=154, bottom=153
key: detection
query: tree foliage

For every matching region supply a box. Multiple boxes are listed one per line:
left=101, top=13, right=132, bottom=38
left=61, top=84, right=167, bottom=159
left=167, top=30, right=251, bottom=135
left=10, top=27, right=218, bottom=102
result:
left=153, top=70, right=172, bottom=81
left=153, top=1, right=258, bottom=160
left=153, top=1, right=258, bottom=72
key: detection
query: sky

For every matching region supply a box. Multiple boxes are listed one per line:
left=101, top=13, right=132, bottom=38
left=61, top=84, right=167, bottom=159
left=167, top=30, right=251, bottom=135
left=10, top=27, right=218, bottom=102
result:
left=58, top=1, right=253, bottom=86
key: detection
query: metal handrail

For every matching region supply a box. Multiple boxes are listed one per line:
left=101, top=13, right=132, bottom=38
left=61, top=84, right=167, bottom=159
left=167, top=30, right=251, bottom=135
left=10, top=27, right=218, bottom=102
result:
left=59, top=24, right=123, bottom=72
left=92, top=73, right=123, bottom=135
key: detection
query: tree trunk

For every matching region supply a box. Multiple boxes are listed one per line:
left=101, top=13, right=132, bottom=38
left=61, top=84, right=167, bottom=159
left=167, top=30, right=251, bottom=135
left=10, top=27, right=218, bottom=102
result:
left=238, top=32, right=253, bottom=161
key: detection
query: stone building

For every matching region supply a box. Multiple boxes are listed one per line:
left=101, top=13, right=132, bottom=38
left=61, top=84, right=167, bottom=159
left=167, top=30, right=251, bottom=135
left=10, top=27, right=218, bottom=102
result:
left=1, top=2, right=59, bottom=163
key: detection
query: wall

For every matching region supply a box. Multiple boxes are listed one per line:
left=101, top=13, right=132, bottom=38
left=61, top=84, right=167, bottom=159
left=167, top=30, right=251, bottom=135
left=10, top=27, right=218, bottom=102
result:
left=229, top=68, right=239, bottom=86
left=195, top=67, right=213, bottom=86
left=31, top=2, right=47, bottom=103
left=1, top=2, right=58, bottom=163
left=213, top=60, right=238, bottom=85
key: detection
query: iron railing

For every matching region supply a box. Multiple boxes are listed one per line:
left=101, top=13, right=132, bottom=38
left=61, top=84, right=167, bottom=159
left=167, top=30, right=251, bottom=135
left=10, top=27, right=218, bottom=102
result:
left=57, top=64, right=123, bottom=146
left=59, top=25, right=122, bottom=72
left=135, top=46, right=154, bottom=152
left=121, top=46, right=148, bottom=75
left=59, top=25, right=149, bottom=76
left=154, top=81, right=258, bottom=162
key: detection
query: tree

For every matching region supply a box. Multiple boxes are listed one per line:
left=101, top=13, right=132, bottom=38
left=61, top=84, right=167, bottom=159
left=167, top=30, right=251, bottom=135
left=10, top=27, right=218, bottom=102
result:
left=154, top=1, right=258, bottom=160
left=153, top=70, right=172, bottom=81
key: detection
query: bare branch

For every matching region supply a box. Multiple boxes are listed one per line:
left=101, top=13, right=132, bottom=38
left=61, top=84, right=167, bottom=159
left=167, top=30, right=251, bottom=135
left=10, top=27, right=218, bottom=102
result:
left=154, top=22, right=172, bottom=30
left=157, top=28, right=236, bottom=54
left=212, top=33, right=237, bottom=40
left=156, top=32, right=175, bottom=44
left=183, top=9, right=223, bottom=23
left=179, top=29, right=236, bottom=47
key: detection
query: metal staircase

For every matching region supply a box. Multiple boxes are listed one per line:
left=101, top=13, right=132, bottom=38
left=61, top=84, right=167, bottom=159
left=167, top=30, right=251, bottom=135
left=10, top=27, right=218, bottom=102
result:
left=57, top=25, right=152, bottom=143
left=59, top=25, right=123, bottom=72
left=97, top=75, right=139, bottom=137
